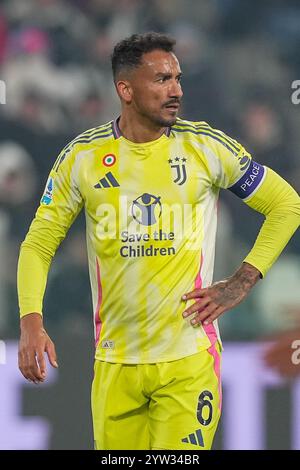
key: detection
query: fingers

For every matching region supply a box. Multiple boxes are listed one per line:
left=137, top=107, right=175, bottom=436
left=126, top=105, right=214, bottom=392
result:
left=18, top=338, right=58, bottom=384
left=182, top=283, right=236, bottom=326
left=182, top=295, right=224, bottom=327
left=18, top=323, right=58, bottom=383
left=18, top=348, right=45, bottom=384
left=182, top=288, right=213, bottom=326
left=182, top=288, right=208, bottom=301
left=36, top=349, right=46, bottom=380
left=46, top=341, right=58, bottom=369
left=192, top=306, right=224, bottom=326
left=183, top=297, right=210, bottom=318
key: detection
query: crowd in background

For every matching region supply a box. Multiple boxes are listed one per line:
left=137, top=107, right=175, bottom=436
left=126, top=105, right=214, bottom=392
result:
left=0, top=0, right=299, bottom=339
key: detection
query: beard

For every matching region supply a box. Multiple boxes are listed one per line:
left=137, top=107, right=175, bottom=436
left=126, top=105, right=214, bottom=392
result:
left=140, top=107, right=179, bottom=128
left=152, top=114, right=178, bottom=127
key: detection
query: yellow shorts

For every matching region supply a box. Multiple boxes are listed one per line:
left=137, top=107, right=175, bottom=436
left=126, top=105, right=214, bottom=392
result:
left=92, top=342, right=222, bottom=450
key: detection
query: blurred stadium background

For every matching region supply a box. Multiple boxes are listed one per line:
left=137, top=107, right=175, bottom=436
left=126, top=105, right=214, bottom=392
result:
left=0, top=0, right=299, bottom=450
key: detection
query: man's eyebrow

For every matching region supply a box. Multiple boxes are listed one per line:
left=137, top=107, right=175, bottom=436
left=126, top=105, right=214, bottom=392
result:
left=155, top=72, right=183, bottom=78
left=155, top=72, right=171, bottom=77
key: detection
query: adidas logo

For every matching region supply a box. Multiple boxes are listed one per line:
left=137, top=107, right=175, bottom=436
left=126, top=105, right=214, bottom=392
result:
left=101, top=340, right=114, bottom=349
left=94, top=172, right=120, bottom=189
left=181, top=429, right=204, bottom=447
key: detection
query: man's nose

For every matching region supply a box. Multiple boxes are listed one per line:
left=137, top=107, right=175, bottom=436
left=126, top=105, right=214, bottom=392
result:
left=169, top=80, right=183, bottom=98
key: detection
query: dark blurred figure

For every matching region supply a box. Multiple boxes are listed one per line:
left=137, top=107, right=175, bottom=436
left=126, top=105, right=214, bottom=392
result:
left=240, top=100, right=293, bottom=177
left=44, top=229, right=92, bottom=333
left=0, top=142, right=37, bottom=336
left=0, top=7, right=7, bottom=65
left=264, top=326, right=300, bottom=378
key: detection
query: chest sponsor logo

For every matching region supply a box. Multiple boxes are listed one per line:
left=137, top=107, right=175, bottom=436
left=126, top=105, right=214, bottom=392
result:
left=131, top=193, right=162, bottom=226
left=168, top=157, right=187, bottom=185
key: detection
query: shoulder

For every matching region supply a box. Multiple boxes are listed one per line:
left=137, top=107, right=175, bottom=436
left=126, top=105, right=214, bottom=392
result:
left=172, top=118, right=241, bottom=156
left=53, top=121, right=115, bottom=172
left=172, top=118, right=212, bottom=133
left=70, top=121, right=115, bottom=150
left=172, top=118, right=229, bottom=138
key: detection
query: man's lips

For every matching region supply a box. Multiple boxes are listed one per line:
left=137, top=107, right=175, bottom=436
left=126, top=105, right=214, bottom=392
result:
left=164, top=103, right=180, bottom=110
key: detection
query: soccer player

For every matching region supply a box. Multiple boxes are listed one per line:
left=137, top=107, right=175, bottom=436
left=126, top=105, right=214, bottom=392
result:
left=17, top=32, right=300, bottom=450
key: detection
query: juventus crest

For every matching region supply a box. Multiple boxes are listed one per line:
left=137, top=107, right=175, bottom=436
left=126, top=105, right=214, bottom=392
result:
left=168, top=157, right=187, bottom=185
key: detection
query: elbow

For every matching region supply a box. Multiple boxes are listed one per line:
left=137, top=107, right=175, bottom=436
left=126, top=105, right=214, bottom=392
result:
left=20, top=238, right=54, bottom=266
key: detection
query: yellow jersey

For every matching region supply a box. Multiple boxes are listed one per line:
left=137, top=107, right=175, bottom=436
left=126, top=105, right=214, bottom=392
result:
left=18, top=118, right=300, bottom=363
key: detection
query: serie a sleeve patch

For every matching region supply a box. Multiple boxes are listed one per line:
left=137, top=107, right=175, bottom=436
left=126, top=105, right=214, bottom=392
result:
left=228, top=161, right=266, bottom=199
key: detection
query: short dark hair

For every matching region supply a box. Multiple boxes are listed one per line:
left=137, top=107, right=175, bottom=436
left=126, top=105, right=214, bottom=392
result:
left=111, top=32, right=176, bottom=81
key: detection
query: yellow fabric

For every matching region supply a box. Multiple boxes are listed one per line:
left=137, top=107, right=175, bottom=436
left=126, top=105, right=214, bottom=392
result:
left=244, top=168, right=300, bottom=277
left=92, top=345, right=222, bottom=450
left=17, top=118, right=300, bottom=363
left=17, top=218, right=70, bottom=315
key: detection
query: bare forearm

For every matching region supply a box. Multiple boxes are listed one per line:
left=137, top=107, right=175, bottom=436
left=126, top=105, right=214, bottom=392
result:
left=20, top=312, right=44, bottom=330
left=229, top=262, right=261, bottom=294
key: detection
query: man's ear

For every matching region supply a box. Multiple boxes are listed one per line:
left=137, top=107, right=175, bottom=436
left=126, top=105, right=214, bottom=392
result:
left=116, top=80, right=132, bottom=104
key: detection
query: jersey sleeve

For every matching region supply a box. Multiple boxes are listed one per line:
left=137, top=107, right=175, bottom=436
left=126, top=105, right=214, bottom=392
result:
left=202, top=123, right=266, bottom=200
left=243, top=167, right=300, bottom=276
left=199, top=123, right=300, bottom=276
left=37, top=143, right=83, bottom=227
left=18, top=144, right=84, bottom=316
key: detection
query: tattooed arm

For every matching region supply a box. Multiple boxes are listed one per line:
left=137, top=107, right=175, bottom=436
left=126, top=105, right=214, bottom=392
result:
left=182, top=262, right=261, bottom=326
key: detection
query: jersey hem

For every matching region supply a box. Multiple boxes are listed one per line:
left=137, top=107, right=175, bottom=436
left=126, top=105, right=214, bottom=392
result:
left=94, top=337, right=222, bottom=364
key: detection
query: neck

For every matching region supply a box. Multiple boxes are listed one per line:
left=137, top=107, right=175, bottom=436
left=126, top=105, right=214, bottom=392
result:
left=118, top=112, right=167, bottom=143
